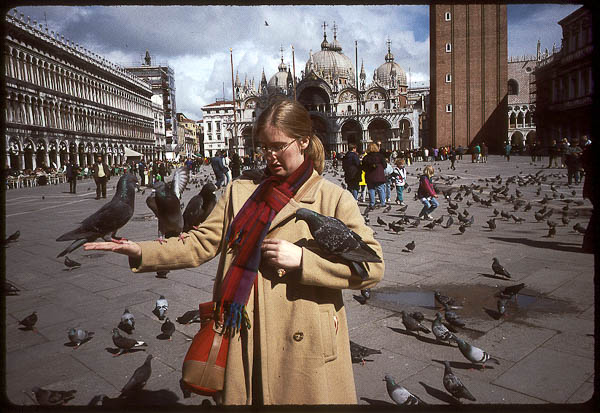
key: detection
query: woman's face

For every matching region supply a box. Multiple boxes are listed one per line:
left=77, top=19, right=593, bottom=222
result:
left=259, top=126, right=308, bottom=177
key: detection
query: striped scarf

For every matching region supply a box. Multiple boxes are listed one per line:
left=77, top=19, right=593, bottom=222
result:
left=217, top=158, right=313, bottom=336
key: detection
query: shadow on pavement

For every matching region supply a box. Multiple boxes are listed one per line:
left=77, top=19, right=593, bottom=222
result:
left=478, top=273, right=511, bottom=281
left=360, top=397, right=395, bottom=406
left=488, top=236, right=585, bottom=254
left=388, top=327, right=454, bottom=347
left=418, top=381, right=460, bottom=405
left=431, top=359, right=485, bottom=371
left=90, top=389, right=184, bottom=406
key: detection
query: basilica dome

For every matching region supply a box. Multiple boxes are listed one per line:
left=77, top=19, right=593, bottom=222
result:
left=305, top=32, right=355, bottom=82
left=374, top=43, right=407, bottom=87
left=268, top=58, right=292, bottom=91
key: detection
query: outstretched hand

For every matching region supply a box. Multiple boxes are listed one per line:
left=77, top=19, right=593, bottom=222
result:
left=83, top=240, right=142, bottom=258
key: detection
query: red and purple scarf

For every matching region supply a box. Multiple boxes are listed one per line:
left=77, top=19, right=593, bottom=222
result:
left=217, top=158, right=314, bottom=336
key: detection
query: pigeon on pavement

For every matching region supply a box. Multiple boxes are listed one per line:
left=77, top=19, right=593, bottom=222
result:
left=32, top=387, right=77, bottom=406
left=149, top=167, right=189, bottom=243
left=111, top=328, right=147, bottom=356
left=400, top=311, right=431, bottom=336
left=377, top=216, right=386, bottom=226
left=492, top=258, right=511, bottom=278
left=295, top=208, right=382, bottom=280
left=350, top=340, right=382, bottom=364
left=384, top=375, right=426, bottom=405
left=176, top=309, right=201, bottom=325
left=119, top=309, right=135, bottom=334
left=361, top=288, right=371, bottom=300
left=498, top=283, right=525, bottom=300
left=2, top=230, right=21, bottom=245
left=458, top=224, right=466, bottom=234
left=432, top=312, right=456, bottom=344
left=443, top=304, right=466, bottom=328
left=64, top=256, right=81, bottom=270
left=434, top=291, right=462, bottom=309
left=404, top=240, right=416, bottom=252
left=454, top=337, right=500, bottom=368
left=486, top=219, right=496, bottom=231
left=497, top=298, right=508, bottom=317
left=56, top=174, right=138, bottom=257
left=18, top=311, right=38, bottom=330
left=443, top=216, right=454, bottom=228
left=153, top=295, right=168, bottom=320
left=121, top=354, right=153, bottom=395
left=573, top=223, right=586, bottom=234
left=161, top=318, right=176, bottom=340
left=68, top=328, right=94, bottom=348
left=443, top=361, right=476, bottom=402
left=182, top=182, right=218, bottom=232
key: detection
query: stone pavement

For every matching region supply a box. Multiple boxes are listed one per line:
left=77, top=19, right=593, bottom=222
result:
left=3, top=155, right=596, bottom=409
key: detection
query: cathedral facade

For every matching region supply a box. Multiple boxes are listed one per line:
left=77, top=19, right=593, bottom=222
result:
left=218, top=24, right=425, bottom=156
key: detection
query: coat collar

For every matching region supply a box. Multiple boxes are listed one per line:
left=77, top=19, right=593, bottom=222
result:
left=231, top=169, right=323, bottom=233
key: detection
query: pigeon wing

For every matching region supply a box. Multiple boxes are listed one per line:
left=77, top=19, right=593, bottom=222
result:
left=172, top=167, right=189, bottom=200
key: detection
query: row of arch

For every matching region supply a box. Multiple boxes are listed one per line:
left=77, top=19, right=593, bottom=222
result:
left=509, top=130, right=537, bottom=147
left=6, top=91, right=154, bottom=141
left=5, top=42, right=152, bottom=118
left=5, top=136, right=159, bottom=171
left=508, top=110, right=534, bottom=129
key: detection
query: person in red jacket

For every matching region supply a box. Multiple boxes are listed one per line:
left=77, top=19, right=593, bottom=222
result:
left=417, top=165, right=438, bottom=220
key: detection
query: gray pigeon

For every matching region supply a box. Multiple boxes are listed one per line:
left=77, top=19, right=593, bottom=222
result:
left=150, top=167, right=189, bottom=241
left=443, top=304, right=466, bottom=328
left=111, top=328, right=147, bottom=356
left=121, top=354, right=153, bottom=394
left=18, top=311, right=38, bottom=330
left=434, top=291, right=462, bottom=309
left=153, top=295, right=168, bottom=320
left=182, top=182, right=218, bottom=232
left=295, top=208, right=382, bottom=280
left=400, top=311, right=431, bottom=336
left=497, top=297, right=508, bottom=317
left=384, top=375, right=425, bottom=405
left=432, top=312, right=456, bottom=344
left=443, top=216, right=454, bottom=228
left=443, top=361, right=476, bottom=402
left=498, top=283, right=525, bottom=300
left=68, top=328, right=94, bottom=348
left=176, top=309, right=200, bottom=325
left=32, top=386, right=77, bottom=406
left=404, top=240, right=416, bottom=252
left=119, top=308, right=135, bottom=334
left=350, top=340, right=381, bottom=364
left=492, top=258, right=511, bottom=278
left=56, top=174, right=138, bottom=257
left=454, top=337, right=500, bottom=368
left=161, top=317, right=176, bottom=340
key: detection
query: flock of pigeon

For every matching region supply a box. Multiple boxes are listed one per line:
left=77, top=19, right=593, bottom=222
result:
left=5, top=160, right=591, bottom=405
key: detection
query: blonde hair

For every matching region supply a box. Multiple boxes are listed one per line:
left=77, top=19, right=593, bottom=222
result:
left=424, top=165, right=435, bottom=177
left=367, top=142, right=379, bottom=153
left=253, top=99, right=324, bottom=174
left=394, top=158, right=405, bottom=167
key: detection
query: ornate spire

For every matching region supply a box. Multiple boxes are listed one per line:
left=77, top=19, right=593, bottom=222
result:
left=360, top=59, right=366, bottom=80
left=235, top=70, right=241, bottom=87
left=278, top=45, right=287, bottom=71
left=321, top=21, right=329, bottom=50
left=144, top=50, right=151, bottom=65
left=385, top=37, right=394, bottom=62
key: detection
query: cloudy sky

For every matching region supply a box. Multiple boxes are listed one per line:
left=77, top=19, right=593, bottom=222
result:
left=16, top=3, right=581, bottom=121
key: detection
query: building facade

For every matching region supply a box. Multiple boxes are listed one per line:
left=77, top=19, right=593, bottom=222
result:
left=4, top=9, right=155, bottom=171
left=429, top=4, right=508, bottom=152
left=205, top=24, right=427, bottom=157
left=507, top=55, right=536, bottom=149
left=532, top=6, right=593, bottom=146
left=176, top=112, right=198, bottom=157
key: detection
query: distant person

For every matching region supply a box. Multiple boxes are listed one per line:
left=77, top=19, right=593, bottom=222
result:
left=505, top=142, right=512, bottom=161
left=138, top=159, right=146, bottom=186
left=65, top=160, right=79, bottom=194
left=481, top=142, right=488, bottom=163
left=449, top=148, right=457, bottom=170
left=92, top=155, right=111, bottom=199
left=548, top=139, right=559, bottom=168
left=210, top=153, right=226, bottom=189
left=342, top=144, right=361, bottom=200
left=222, top=151, right=232, bottom=185
left=391, top=158, right=407, bottom=205
left=361, top=142, right=387, bottom=210
left=417, top=165, right=438, bottom=220
left=457, top=145, right=464, bottom=160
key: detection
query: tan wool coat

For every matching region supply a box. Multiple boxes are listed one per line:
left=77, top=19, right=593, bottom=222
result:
left=130, top=169, right=384, bottom=405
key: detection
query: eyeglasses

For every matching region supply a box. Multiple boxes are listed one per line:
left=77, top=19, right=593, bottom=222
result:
left=256, top=140, right=296, bottom=155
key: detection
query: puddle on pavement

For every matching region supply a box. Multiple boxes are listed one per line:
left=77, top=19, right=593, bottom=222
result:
left=367, top=284, right=579, bottom=321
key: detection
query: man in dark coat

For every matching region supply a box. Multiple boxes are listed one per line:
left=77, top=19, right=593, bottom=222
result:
left=92, top=155, right=111, bottom=199
left=210, top=153, right=226, bottom=189
left=138, top=159, right=146, bottom=186
left=361, top=143, right=387, bottom=210
left=65, top=160, right=79, bottom=194
left=342, top=144, right=361, bottom=200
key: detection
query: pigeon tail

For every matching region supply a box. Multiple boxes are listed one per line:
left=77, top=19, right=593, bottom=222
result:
left=350, top=261, right=369, bottom=281
left=57, top=238, right=88, bottom=258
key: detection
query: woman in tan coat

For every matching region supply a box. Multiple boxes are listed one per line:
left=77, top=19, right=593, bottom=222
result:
left=84, top=99, right=384, bottom=405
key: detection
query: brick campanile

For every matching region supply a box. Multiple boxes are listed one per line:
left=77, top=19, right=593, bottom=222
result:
left=430, top=4, right=508, bottom=153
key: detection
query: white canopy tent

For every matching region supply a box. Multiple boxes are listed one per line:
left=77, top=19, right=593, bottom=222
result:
left=124, top=146, right=143, bottom=158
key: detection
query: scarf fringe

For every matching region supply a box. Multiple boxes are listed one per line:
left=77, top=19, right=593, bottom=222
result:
left=217, top=302, right=251, bottom=337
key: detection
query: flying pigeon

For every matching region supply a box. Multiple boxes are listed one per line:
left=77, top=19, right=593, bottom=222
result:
left=119, top=309, right=135, bottom=334
left=400, top=311, right=431, bottom=336
left=176, top=309, right=201, bottom=325
left=384, top=375, right=426, bottom=405
left=64, top=256, right=81, bottom=270
left=18, top=311, right=38, bottom=330
left=148, top=167, right=189, bottom=243
left=111, top=328, right=148, bottom=356
left=153, top=295, right=168, bottom=320
left=31, top=387, right=77, bottom=406
left=68, top=328, right=94, bottom=348
left=404, top=240, right=415, bottom=252
left=182, top=182, right=218, bottom=232
left=294, top=208, right=382, bottom=280
left=432, top=312, right=456, bottom=344
left=56, top=174, right=138, bottom=257
left=492, top=258, right=511, bottom=278
left=264, top=20, right=269, bottom=26
left=350, top=340, right=381, bottom=364
left=121, top=354, right=153, bottom=394
left=161, top=318, right=176, bottom=340
left=442, top=361, right=476, bottom=402
left=454, top=337, right=500, bottom=369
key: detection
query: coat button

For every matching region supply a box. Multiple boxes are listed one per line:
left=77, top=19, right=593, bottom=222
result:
left=293, top=331, right=304, bottom=342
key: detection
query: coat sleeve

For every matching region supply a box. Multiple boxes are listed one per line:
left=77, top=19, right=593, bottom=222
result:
left=129, top=184, right=230, bottom=273
left=298, top=189, right=384, bottom=290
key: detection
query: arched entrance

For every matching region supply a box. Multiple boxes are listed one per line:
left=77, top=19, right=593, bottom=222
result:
left=310, top=115, right=328, bottom=152
left=8, top=138, right=20, bottom=170
left=526, top=130, right=536, bottom=145
left=368, top=118, right=392, bottom=150
left=341, top=120, right=361, bottom=148
left=241, top=126, right=253, bottom=155
left=59, top=141, right=68, bottom=167
left=298, top=87, right=331, bottom=113
left=510, top=131, right=524, bottom=148
left=69, top=142, right=77, bottom=163
left=399, top=118, right=412, bottom=150
left=36, top=140, right=47, bottom=169
left=24, top=140, right=34, bottom=170
left=49, top=140, right=58, bottom=169
left=78, top=143, right=86, bottom=166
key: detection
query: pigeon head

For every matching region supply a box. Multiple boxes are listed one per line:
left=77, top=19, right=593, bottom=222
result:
left=201, top=182, right=218, bottom=195
left=383, top=375, right=395, bottom=384
left=492, top=257, right=499, bottom=263
left=145, top=354, right=153, bottom=362
left=294, top=208, right=316, bottom=223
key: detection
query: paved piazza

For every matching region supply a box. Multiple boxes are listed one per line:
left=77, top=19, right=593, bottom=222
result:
left=4, top=155, right=595, bottom=407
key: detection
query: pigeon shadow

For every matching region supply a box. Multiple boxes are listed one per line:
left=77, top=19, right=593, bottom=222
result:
left=18, top=326, right=35, bottom=331
left=62, top=267, right=81, bottom=272
left=64, top=337, right=93, bottom=348
left=478, top=273, right=511, bottom=281
left=359, top=397, right=395, bottom=406
left=488, top=236, right=586, bottom=254
left=101, top=389, right=185, bottom=407
left=418, top=381, right=461, bottom=405
left=388, top=327, right=451, bottom=346
left=156, top=333, right=172, bottom=340
left=352, top=295, right=367, bottom=305
left=484, top=308, right=503, bottom=320
left=431, top=359, right=485, bottom=371
left=105, top=347, right=146, bottom=356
